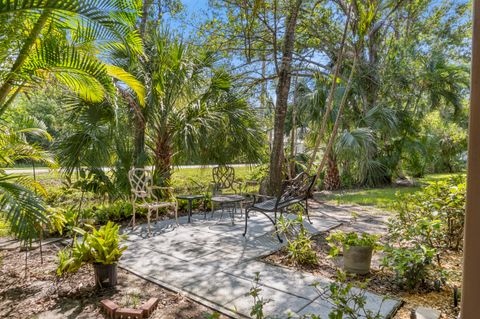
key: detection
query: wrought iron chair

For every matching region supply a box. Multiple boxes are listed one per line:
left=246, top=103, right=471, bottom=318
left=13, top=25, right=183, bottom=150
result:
left=128, top=168, right=178, bottom=236
left=210, top=165, right=242, bottom=195
left=243, top=173, right=317, bottom=242
left=210, top=165, right=244, bottom=220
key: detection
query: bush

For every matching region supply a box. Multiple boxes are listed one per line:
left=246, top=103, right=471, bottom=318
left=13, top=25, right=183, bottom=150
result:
left=382, top=177, right=464, bottom=290
left=277, top=214, right=318, bottom=267
left=389, top=176, right=465, bottom=250
left=91, top=201, right=133, bottom=224
left=57, top=221, right=127, bottom=276
left=381, top=244, right=445, bottom=290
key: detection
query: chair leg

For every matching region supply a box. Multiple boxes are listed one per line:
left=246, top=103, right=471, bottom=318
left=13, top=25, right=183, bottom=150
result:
left=147, top=208, right=151, bottom=237
left=211, top=201, right=215, bottom=219
left=243, top=208, right=249, bottom=237
left=204, top=200, right=207, bottom=220
left=305, top=199, right=312, bottom=224
left=274, top=221, right=283, bottom=243
left=175, top=203, right=179, bottom=225
left=132, top=201, right=136, bottom=230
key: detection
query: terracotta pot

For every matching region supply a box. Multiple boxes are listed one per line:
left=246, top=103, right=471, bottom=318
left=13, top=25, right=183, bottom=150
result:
left=93, top=263, right=117, bottom=288
left=343, top=245, right=373, bottom=275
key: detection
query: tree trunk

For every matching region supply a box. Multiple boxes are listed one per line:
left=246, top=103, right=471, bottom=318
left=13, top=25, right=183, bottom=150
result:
left=153, top=130, right=172, bottom=186
left=0, top=10, right=51, bottom=116
left=268, top=0, right=303, bottom=195
left=289, top=77, right=298, bottom=179
left=315, top=56, right=358, bottom=179
left=306, top=4, right=352, bottom=173
left=323, top=154, right=341, bottom=190
left=133, top=114, right=146, bottom=168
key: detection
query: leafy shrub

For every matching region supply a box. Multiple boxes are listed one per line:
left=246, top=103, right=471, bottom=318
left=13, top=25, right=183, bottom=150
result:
left=382, top=177, right=464, bottom=290
left=389, top=176, right=465, bottom=250
left=326, top=231, right=381, bottom=257
left=45, top=206, right=94, bottom=237
left=277, top=214, right=318, bottom=267
left=92, top=201, right=133, bottom=224
left=57, top=221, right=127, bottom=275
left=381, top=244, right=445, bottom=290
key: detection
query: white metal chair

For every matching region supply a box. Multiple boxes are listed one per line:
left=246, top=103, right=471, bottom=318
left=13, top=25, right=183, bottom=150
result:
left=128, top=168, right=178, bottom=236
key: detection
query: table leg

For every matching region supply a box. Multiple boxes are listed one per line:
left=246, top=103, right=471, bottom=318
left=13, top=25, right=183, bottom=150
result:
left=188, top=199, right=192, bottom=223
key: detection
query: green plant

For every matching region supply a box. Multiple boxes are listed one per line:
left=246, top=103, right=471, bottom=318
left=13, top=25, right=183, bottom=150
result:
left=389, top=176, right=466, bottom=250
left=121, top=290, right=141, bottom=308
left=308, top=271, right=386, bottom=319
left=326, top=231, right=381, bottom=257
left=277, top=214, right=318, bottom=267
left=381, top=244, right=445, bottom=290
left=247, top=272, right=270, bottom=319
left=57, top=221, right=127, bottom=276
left=92, top=201, right=133, bottom=224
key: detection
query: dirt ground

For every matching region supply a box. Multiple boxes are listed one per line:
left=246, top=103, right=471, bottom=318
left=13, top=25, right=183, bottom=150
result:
left=0, top=243, right=225, bottom=319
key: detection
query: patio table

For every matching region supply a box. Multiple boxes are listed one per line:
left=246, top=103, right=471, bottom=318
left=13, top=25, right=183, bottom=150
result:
left=176, top=194, right=205, bottom=223
left=211, top=194, right=245, bottom=225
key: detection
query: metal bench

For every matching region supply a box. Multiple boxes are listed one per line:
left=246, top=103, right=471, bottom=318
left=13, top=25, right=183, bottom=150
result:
left=243, top=173, right=317, bottom=242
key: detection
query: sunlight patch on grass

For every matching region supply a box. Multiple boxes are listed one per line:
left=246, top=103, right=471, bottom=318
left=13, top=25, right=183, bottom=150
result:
left=319, top=172, right=465, bottom=210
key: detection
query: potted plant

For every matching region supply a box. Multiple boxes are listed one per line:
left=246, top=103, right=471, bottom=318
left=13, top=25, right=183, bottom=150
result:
left=327, top=231, right=380, bottom=275
left=57, top=221, right=127, bottom=287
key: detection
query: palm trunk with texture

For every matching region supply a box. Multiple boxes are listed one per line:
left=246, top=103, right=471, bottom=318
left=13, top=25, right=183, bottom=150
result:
left=323, top=154, right=341, bottom=191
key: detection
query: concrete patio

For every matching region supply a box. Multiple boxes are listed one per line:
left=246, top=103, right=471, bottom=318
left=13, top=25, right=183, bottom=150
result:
left=119, top=207, right=401, bottom=318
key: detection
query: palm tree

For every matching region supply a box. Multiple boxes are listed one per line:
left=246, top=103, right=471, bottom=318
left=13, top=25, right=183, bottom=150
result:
left=142, top=31, right=265, bottom=185
left=0, top=0, right=144, bottom=115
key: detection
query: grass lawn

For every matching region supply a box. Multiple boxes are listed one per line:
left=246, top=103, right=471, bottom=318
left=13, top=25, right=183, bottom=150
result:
left=171, top=165, right=256, bottom=190
left=2, top=165, right=258, bottom=192
left=319, top=173, right=465, bottom=209
left=3, top=166, right=464, bottom=210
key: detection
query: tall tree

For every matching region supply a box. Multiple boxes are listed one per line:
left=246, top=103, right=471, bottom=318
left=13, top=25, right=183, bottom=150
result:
left=269, top=0, right=304, bottom=194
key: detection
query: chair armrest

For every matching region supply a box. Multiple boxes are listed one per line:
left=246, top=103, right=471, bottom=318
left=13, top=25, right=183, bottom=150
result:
left=150, top=186, right=175, bottom=201
left=233, top=180, right=243, bottom=194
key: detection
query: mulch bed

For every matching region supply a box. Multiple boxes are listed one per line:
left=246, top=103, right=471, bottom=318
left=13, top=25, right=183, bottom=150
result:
left=0, top=243, right=225, bottom=319
left=264, top=231, right=462, bottom=319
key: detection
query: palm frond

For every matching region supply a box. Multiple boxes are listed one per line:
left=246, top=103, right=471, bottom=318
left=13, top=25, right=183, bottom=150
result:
left=0, top=173, right=47, bottom=244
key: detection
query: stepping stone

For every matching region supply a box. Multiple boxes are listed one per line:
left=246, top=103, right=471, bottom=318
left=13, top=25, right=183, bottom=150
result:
left=223, top=260, right=324, bottom=299
left=416, top=307, right=441, bottom=319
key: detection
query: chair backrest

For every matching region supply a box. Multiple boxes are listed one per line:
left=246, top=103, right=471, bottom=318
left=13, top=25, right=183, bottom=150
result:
left=277, top=173, right=316, bottom=205
left=128, top=168, right=151, bottom=200
left=212, top=165, right=235, bottom=190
